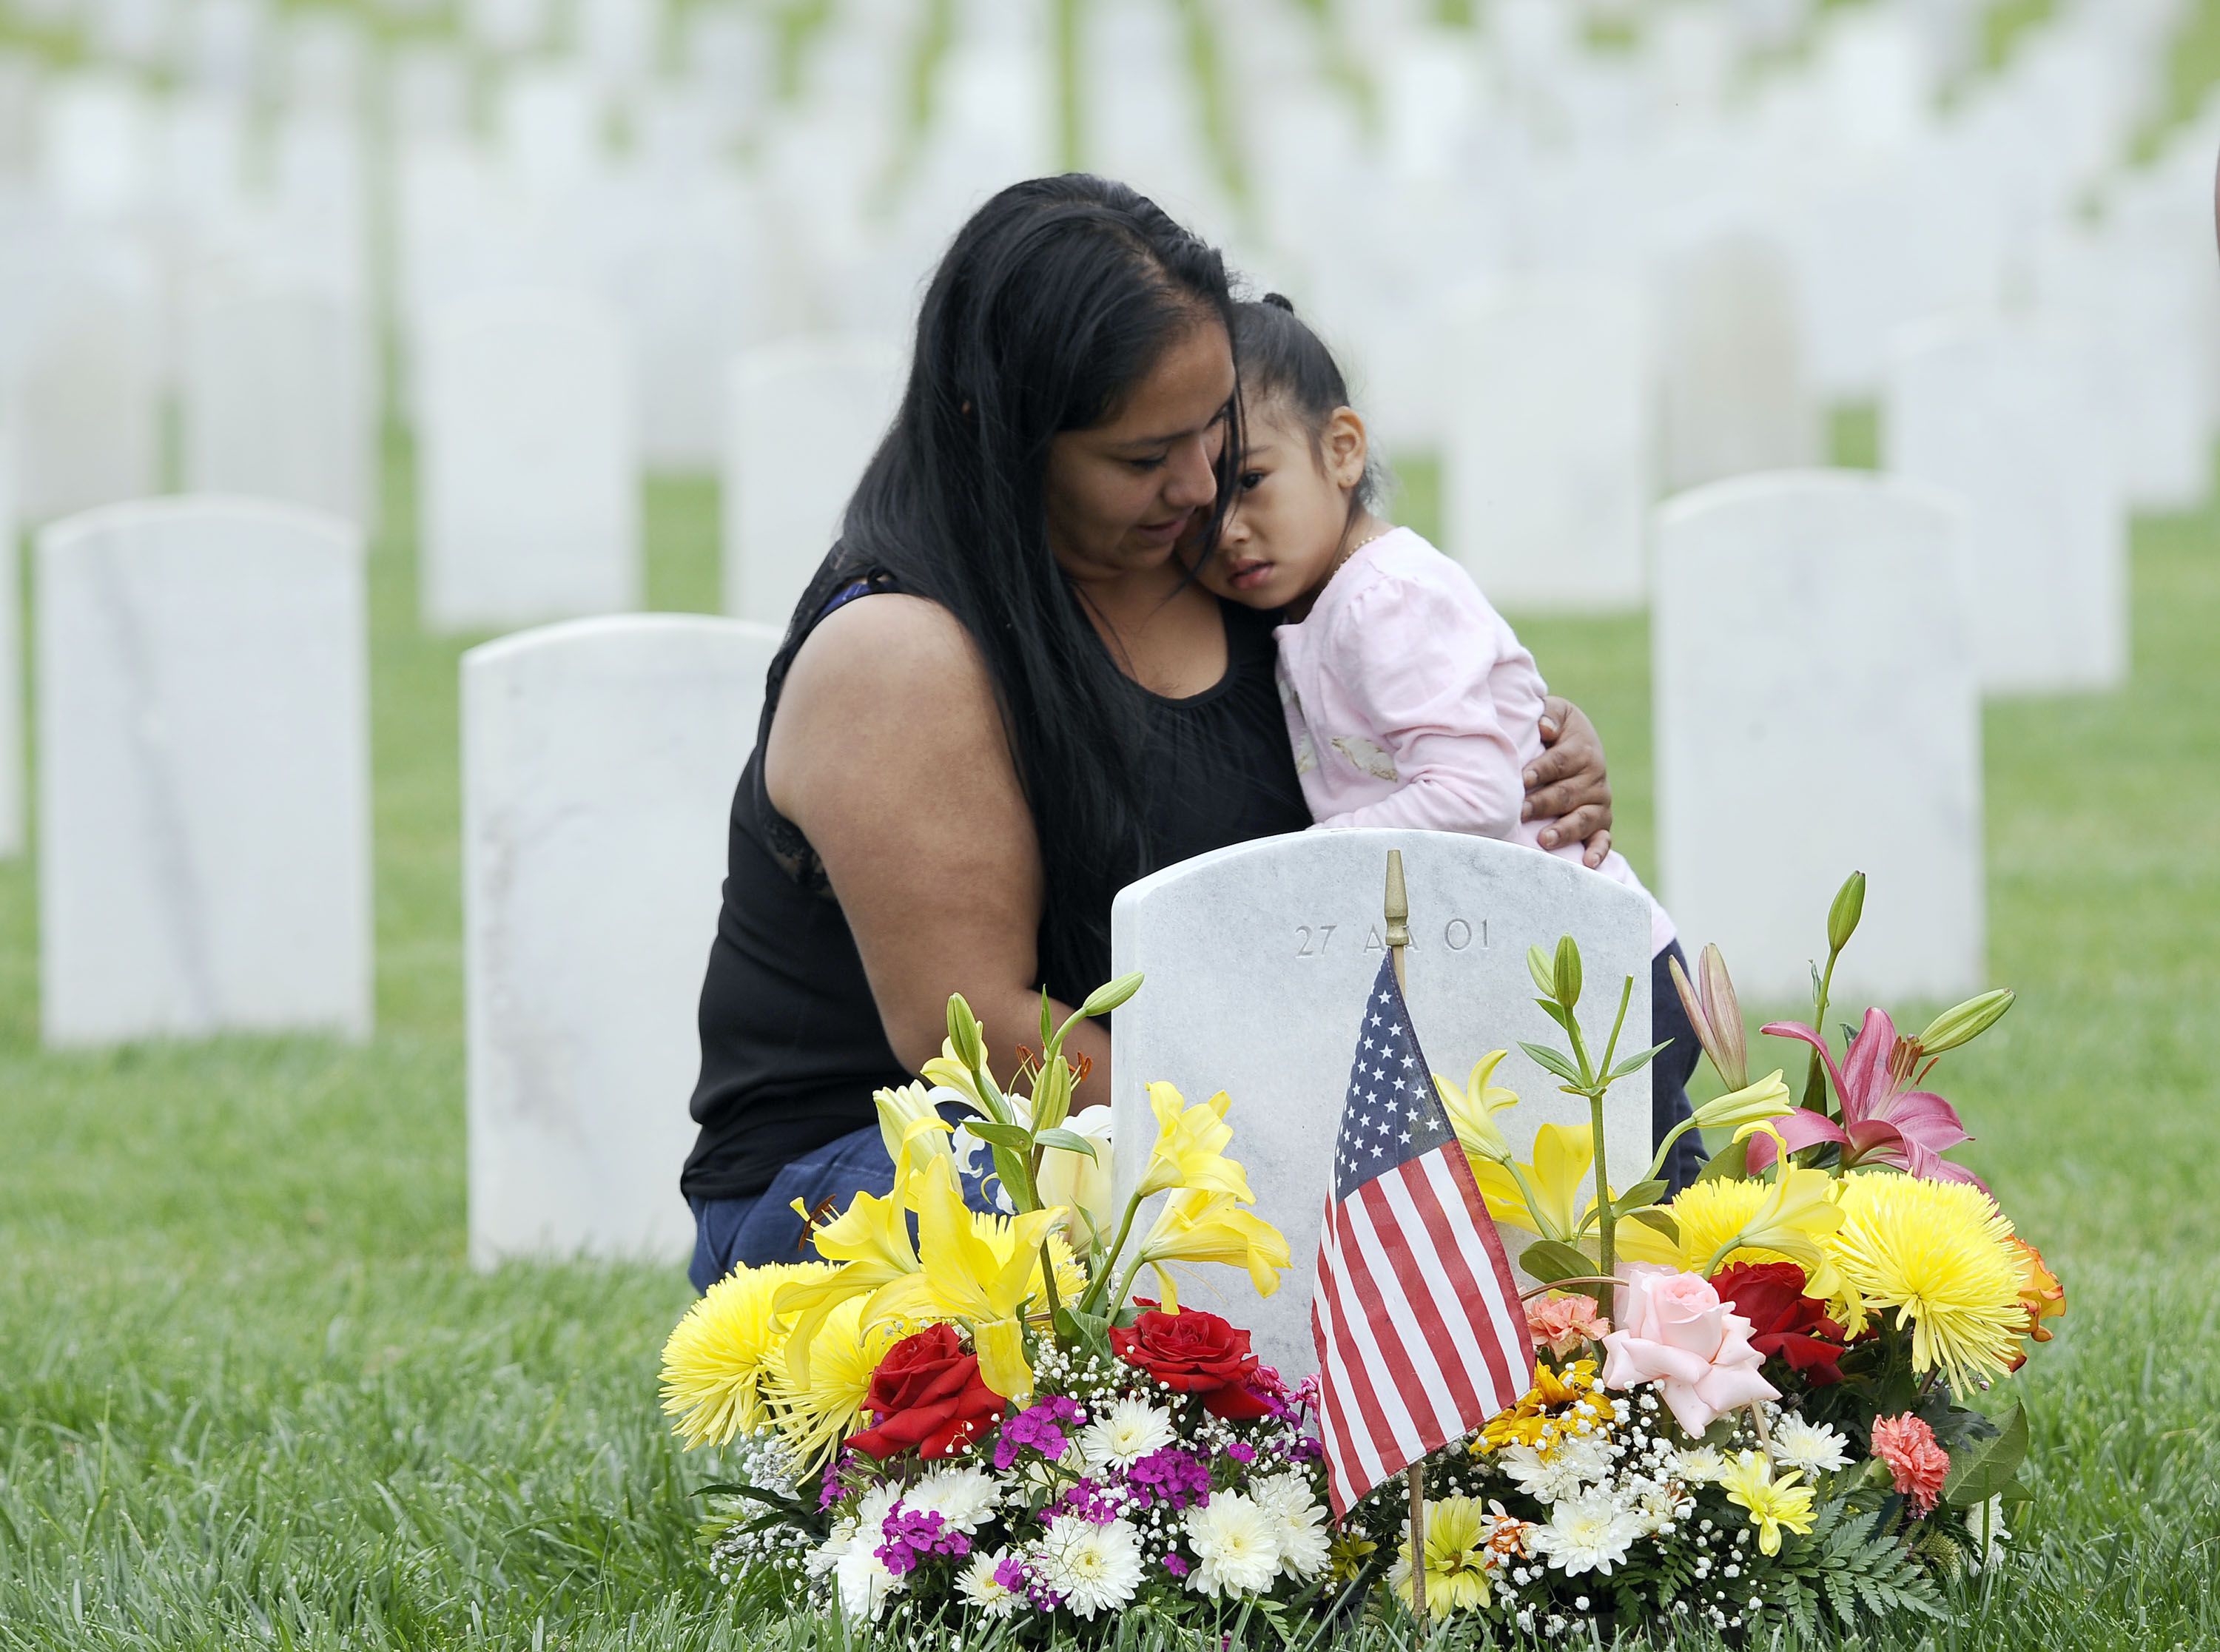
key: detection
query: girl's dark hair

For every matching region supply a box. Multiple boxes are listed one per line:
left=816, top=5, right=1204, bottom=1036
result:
left=771, top=174, right=1242, bottom=1002
left=1232, top=293, right=1379, bottom=513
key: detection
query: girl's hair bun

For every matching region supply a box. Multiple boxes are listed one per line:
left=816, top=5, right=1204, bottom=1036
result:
left=1262, top=291, right=1296, bottom=313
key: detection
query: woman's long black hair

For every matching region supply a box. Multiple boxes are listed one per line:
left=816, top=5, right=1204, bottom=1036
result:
left=768, top=175, right=1243, bottom=1002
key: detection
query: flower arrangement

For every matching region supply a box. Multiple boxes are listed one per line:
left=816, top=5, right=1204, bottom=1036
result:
left=659, top=874, right=2060, bottom=1642
left=659, top=978, right=1332, bottom=1634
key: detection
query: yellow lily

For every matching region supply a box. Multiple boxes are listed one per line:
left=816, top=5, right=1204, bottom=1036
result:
left=872, top=1082, right=953, bottom=1200
left=1435, top=1051, right=1521, bottom=1167
left=1471, top=1122, right=1600, bottom=1243
left=1692, top=1070, right=1796, bottom=1133
left=1134, top=1187, right=1291, bottom=1309
left=913, top=1156, right=1063, bottom=1399
left=1728, top=1122, right=1851, bottom=1303
left=773, top=1127, right=934, bottom=1383
left=1134, top=1082, right=1254, bottom=1201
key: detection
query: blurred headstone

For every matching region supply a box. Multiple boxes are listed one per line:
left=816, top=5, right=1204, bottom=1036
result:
left=386, top=44, right=471, bottom=141
left=465, top=0, right=552, bottom=58
left=0, top=425, right=18, bottom=857
left=498, top=66, right=605, bottom=202
left=576, top=0, right=659, bottom=93
left=462, top=614, right=778, bottom=1266
left=36, top=497, right=371, bottom=1045
left=13, top=240, right=161, bottom=522
left=420, top=289, right=640, bottom=631
left=1654, top=471, right=1985, bottom=1004
left=181, top=0, right=265, bottom=95
left=1884, top=311, right=2128, bottom=694
left=1444, top=280, right=1652, bottom=613
left=184, top=276, right=374, bottom=526
left=1659, top=232, right=1819, bottom=493
left=37, top=73, right=155, bottom=220
left=722, top=336, right=904, bottom=629
left=1109, top=829, right=1652, bottom=1381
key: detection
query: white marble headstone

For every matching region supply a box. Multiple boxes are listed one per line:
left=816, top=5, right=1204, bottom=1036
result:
left=418, top=288, right=641, bottom=632
left=1110, top=829, right=1652, bottom=1380
left=0, top=426, right=19, bottom=857
left=1653, top=471, right=1985, bottom=1007
left=13, top=243, right=160, bottom=523
left=1444, top=280, right=1653, bottom=613
left=721, top=336, right=904, bottom=629
left=36, top=497, right=371, bottom=1045
left=1658, top=232, right=1820, bottom=494
left=462, top=614, right=779, bottom=1266
left=184, top=280, right=374, bottom=527
left=1883, top=311, right=2127, bottom=695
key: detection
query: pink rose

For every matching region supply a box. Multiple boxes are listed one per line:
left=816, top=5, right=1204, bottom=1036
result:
left=1599, top=1265, right=1780, bottom=1435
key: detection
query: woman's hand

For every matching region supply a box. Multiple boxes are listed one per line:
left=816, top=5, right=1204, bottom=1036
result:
left=1523, top=696, right=1615, bottom=868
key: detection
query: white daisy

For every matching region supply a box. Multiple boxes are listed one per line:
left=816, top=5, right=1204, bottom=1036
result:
left=1076, top=1397, right=1177, bottom=1471
left=831, top=1548, right=900, bottom=1620
left=1034, top=1517, right=1144, bottom=1617
left=1527, top=1491, right=1646, bottom=1577
left=955, top=1548, right=1020, bottom=1619
left=1770, top=1415, right=1852, bottom=1476
left=1183, top=1491, right=1282, bottom=1598
left=906, top=1466, right=1003, bottom=1533
left=1498, top=1436, right=1608, bottom=1503
left=1247, top=1471, right=1332, bottom=1581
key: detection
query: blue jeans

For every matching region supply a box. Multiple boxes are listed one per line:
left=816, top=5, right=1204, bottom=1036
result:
left=689, top=1122, right=896, bottom=1291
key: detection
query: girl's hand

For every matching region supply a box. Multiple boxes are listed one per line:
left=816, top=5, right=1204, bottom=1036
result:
left=1522, top=697, right=1614, bottom=868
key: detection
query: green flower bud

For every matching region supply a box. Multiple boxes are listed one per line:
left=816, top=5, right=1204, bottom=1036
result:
left=1826, top=871, right=1867, bottom=955
left=1915, top=988, right=2015, bottom=1055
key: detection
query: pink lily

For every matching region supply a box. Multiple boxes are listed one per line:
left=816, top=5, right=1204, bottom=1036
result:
left=1747, top=1009, right=1978, bottom=1184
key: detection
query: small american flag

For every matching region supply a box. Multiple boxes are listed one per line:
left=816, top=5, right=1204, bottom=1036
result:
left=1311, top=954, right=1538, bottom=1522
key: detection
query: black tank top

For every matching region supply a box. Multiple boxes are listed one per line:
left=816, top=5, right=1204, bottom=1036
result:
left=680, top=579, right=1313, bottom=1199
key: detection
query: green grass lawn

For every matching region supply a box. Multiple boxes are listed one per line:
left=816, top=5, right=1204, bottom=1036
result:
left=3, top=405, right=2217, bottom=1647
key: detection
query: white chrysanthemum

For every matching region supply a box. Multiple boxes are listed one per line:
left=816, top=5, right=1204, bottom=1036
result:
left=956, top=1548, right=1020, bottom=1619
left=1077, top=1397, right=1177, bottom=1471
left=906, top=1466, right=1003, bottom=1533
left=1527, top=1491, right=1646, bottom=1577
left=1631, top=1478, right=1692, bottom=1537
left=1035, top=1517, right=1143, bottom=1617
left=1247, top=1471, right=1332, bottom=1581
left=1183, top=1491, right=1282, bottom=1598
left=1498, top=1435, right=1607, bottom=1503
left=1968, top=1496, right=2012, bottom=1574
left=1672, top=1445, right=1730, bottom=1485
left=1770, top=1415, right=1852, bottom=1475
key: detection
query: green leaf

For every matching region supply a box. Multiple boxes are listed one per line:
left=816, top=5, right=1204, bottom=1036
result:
left=1053, top=1304, right=1111, bottom=1358
left=1527, top=944, right=1557, bottom=998
left=1518, top=1042, right=1584, bottom=1085
left=1531, top=998, right=1577, bottom=1037
left=1553, top=934, right=1583, bottom=1009
left=1625, top=1207, right=1681, bottom=1244
left=1032, top=1127, right=1099, bottom=1162
left=1607, top=1039, right=1673, bottom=1081
left=1613, top=1179, right=1668, bottom=1216
left=1697, top=1136, right=1751, bottom=1183
left=964, top=1119, right=1034, bottom=1155
left=1038, top=988, right=1054, bottom=1053
left=1519, top=1239, right=1595, bottom=1284
left=1942, top=1402, right=2028, bottom=1507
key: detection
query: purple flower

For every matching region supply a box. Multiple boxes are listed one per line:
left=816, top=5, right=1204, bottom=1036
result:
left=1223, top=1441, right=1256, bottom=1465
left=995, top=1551, right=1063, bottom=1611
left=1055, top=1480, right=1126, bottom=1525
left=1289, top=1433, right=1325, bottom=1463
left=992, top=1395, right=1084, bottom=1471
left=875, top=1506, right=969, bottom=1577
left=1126, top=1446, right=1212, bottom=1511
left=1162, top=1551, right=1191, bottom=1579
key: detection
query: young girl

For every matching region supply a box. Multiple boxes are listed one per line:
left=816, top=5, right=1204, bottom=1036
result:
left=1197, top=294, right=1706, bottom=1190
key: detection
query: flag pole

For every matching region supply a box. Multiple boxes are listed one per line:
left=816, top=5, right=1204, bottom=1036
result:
left=1384, top=850, right=1424, bottom=1624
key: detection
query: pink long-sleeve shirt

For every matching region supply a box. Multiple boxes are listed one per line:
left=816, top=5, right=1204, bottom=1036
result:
left=1274, top=527, right=1675, bottom=954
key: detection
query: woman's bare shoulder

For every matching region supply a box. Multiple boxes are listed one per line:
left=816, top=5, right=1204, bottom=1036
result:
left=767, top=593, right=1006, bottom=805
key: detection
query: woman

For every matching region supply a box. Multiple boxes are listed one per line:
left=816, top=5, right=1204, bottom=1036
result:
left=680, top=177, right=1621, bottom=1287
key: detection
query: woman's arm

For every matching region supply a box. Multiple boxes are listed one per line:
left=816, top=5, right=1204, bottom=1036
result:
left=764, top=593, right=1111, bottom=1101
left=1523, top=697, right=1615, bottom=868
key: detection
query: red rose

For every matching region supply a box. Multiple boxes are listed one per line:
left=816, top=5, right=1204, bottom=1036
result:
left=844, top=1324, right=1007, bottom=1460
left=1110, top=1308, right=1272, bottom=1420
left=1711, top=1262, right=1848, bottom=1386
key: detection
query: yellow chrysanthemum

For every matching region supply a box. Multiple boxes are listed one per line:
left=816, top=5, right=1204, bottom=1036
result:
left=658, top=1261, right=830, bottom=1449
left=1389, top=1496, right=1498, bottom=1614
left=966, top=1209, right=1088, bottom=1310
left=1828, top=1172, right=2025, bottom=1395
left=1718, top=1450, right=1817, bottom=1557
left=1617, top=1178, right=1795, bottom=1272
left=765, top=1292, right=904, bottom=1472
left=1474, top=1360, right=1615, bottom=1457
